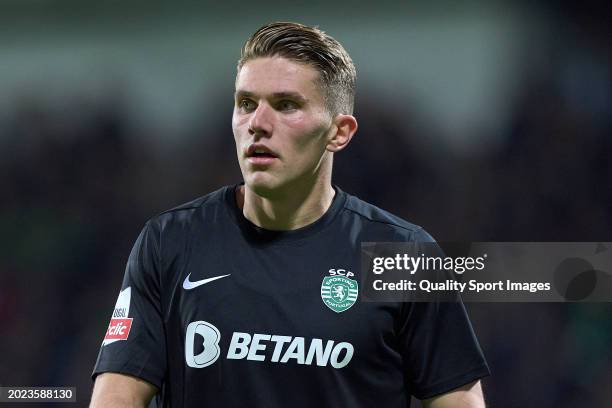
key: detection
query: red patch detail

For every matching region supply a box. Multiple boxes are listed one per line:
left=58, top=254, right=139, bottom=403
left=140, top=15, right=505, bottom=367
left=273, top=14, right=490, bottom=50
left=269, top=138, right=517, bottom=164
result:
left=105, top=318, right=133, bottom=340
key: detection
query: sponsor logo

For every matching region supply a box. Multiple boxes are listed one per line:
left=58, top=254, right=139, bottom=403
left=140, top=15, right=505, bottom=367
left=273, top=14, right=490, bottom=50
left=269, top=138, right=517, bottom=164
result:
left=185, top=321, right=354, bottom=369
left=185, top=321, right=221, bottom=368
left=183, top=273, right=231, bottom=290
left=103, top=287, right=132, bottom=345
left=105, top=318, right=133, bottom=340
left=321, top=269, right=358, bottom=313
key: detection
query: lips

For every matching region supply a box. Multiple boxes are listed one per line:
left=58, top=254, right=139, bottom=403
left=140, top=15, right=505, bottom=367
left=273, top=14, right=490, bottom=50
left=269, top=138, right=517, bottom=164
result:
left=246, top=144, right=278, bottom=159
left=245, top=143, right=279, bottom=166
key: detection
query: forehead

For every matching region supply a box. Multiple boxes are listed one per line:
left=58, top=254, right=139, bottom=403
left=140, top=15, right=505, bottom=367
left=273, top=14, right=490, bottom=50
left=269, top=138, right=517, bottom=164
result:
left=235, top=57, right=322, bottom=98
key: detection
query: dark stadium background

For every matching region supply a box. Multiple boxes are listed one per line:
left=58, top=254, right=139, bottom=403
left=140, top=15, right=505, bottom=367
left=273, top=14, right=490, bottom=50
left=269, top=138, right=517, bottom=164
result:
left=1, top=1, right=611, bottom=406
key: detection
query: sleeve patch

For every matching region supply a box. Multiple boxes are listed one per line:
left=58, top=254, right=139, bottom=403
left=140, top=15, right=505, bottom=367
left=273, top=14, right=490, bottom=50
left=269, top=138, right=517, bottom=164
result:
left=103, top=287, right=133, bottom=345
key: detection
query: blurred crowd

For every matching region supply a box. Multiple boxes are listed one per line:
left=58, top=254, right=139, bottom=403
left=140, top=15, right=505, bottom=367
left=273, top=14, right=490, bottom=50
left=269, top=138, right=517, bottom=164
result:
left=1, top=7, right=611, bottom=408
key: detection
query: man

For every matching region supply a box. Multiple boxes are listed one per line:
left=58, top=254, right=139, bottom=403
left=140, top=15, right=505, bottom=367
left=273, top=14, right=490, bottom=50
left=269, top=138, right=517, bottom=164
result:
left=91, top=22, right=489, bottom=407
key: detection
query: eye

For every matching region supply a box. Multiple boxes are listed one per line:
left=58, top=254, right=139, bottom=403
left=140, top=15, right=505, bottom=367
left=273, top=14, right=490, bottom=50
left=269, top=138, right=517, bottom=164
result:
left=238, top=99, right=256, bottom=113
left=277, top=100, right=299, bottom=111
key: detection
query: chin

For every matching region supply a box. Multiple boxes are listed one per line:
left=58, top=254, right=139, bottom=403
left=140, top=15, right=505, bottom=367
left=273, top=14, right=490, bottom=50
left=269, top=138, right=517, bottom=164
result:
left=245, top=174, right=287, bottom=199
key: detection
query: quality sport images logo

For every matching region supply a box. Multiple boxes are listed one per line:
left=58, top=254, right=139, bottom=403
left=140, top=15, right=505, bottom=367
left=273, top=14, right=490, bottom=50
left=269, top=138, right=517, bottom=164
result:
left=321, top=269, right=358, bottom=313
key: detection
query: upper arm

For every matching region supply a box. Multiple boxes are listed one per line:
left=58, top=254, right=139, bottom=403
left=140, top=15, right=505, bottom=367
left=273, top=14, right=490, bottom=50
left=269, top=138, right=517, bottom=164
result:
left=90, top=372, right=158, bottom=408
left=92, top=221, right=167, bottom=392
left=397, top=234, right=490, bottom=400
left=422, top=380, right=485, bottom=408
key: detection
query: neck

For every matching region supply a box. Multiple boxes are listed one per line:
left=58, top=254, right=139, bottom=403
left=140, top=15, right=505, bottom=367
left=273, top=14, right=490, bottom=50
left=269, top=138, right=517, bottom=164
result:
left=237, top=176, right=336, bottom=231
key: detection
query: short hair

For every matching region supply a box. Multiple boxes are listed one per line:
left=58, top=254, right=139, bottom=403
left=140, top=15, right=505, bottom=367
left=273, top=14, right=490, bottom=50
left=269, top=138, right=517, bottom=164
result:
left=237, top=22, right=356, bottom=116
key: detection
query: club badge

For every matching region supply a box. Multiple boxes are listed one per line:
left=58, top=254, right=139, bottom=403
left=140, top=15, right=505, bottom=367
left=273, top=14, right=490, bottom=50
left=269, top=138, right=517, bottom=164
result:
left=321, top=269, right=358, bottom=313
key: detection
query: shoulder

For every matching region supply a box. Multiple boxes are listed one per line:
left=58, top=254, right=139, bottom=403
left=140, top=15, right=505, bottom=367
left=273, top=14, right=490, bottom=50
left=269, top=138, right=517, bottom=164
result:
left=146, top=185, right=232, bottom=233
left=339, top=189, right=436, bottom=242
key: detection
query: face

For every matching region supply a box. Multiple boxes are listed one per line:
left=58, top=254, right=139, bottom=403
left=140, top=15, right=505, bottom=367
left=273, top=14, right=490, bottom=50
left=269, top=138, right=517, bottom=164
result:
left=232, top=56, right=335, bottom=198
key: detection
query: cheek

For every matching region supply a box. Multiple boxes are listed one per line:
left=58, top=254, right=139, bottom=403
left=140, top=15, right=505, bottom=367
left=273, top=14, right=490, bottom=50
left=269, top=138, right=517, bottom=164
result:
left=285, top=116, right=329, bottom=150
left=231, top=112, right=240, bottom=131
left=232, top=114, right=246, bottom=140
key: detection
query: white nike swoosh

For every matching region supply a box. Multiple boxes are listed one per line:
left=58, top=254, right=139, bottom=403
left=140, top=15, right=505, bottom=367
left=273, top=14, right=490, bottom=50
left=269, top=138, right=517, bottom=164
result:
left=183, top=273, right=231, bottom=290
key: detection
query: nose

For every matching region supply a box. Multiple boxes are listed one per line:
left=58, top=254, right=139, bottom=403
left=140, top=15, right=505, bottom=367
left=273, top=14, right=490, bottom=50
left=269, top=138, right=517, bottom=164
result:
left=248, top=103, right=273, bottom=137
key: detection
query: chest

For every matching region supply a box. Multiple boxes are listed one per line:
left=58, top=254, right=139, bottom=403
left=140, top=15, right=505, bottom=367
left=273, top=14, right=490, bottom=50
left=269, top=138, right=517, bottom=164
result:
left=164, top=239, right=401, bottom=369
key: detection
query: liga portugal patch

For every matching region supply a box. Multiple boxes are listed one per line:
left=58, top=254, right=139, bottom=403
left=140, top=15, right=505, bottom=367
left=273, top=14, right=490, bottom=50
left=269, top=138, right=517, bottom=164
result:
left=103, top=287, right=133, bottom=346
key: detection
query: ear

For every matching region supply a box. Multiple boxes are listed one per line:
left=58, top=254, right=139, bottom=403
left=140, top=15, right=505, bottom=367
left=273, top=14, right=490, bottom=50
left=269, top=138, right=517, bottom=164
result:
left=326, top=114, right=358, bottom=153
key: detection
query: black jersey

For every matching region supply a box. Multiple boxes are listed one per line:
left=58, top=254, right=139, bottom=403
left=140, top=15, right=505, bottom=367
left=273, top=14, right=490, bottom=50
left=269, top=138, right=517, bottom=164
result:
left=93, top=185, right=489, bottom=407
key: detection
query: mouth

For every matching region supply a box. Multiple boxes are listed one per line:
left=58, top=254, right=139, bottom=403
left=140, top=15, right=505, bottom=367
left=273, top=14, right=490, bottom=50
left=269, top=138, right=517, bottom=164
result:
left=246, top=144, right=279, bottom=166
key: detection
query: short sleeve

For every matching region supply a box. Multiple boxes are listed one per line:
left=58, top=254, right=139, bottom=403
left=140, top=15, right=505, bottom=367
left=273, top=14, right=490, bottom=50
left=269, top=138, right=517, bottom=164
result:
left=398, top=293, right=490, bottom=399
left=92, top=220, right=167, bottom=389
left=398, top=228, right=490, bottom=399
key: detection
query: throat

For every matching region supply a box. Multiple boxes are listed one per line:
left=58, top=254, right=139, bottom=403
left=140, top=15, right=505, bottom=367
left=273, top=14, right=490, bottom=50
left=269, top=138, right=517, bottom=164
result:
left=237, top=184, right=335, bottom=231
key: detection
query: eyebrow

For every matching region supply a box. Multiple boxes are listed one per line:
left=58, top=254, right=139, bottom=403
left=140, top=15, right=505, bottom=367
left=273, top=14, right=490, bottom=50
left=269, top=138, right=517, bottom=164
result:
left=235, top=90, right=307, bottom=104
